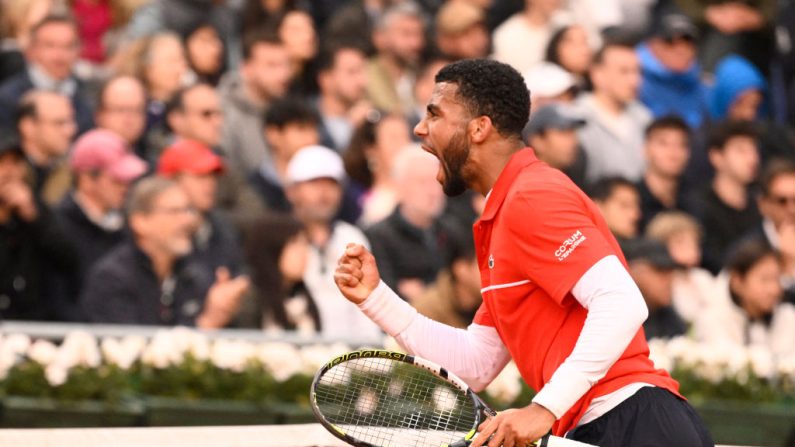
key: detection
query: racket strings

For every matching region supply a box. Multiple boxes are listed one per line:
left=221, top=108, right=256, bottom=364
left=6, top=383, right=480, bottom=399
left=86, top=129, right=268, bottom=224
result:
left=315, top=358, right=478, bottom=447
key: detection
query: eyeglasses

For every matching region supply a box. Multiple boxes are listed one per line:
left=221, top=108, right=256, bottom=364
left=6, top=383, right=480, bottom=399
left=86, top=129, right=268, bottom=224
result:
left=769, top=195, right=795, bottom=207
left=150, top=206, right=198, bottom=216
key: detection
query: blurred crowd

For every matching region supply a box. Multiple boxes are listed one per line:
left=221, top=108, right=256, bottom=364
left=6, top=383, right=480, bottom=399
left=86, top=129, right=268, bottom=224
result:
left=1, top=0, right=795, bottom=359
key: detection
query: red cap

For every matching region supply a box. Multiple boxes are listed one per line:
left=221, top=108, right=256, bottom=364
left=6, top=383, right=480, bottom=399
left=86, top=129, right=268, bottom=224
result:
left=70, top=129, right=148, bottom=182
left=157, top=139, right=225, bottom=177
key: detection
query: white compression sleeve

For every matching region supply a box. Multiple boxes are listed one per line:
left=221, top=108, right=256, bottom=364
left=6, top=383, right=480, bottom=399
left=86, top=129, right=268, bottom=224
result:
left=531, top=255, right=648, bottom=419
left=359, top=281, right=511, bottom=391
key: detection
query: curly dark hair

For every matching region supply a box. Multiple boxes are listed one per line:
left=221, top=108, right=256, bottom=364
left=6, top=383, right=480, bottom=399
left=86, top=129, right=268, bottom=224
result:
left=435, top=59, right=530, bottom=138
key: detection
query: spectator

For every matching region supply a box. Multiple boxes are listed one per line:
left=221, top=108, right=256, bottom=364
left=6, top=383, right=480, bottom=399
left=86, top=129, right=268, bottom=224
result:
left=742, top=159, right=795, bottom=305
left=589, top=176, right=642, bottom=242
left=0, top=0, right=53, bottom=83
left=366, top=147, right=463, bottom=302
left=434, top=0, right=490, bottom=61
left=94, top=76, right=147, bottom=156
left=323, top=0, right=390, bottom=57
left=523, top=62, right=578, bottom=113
left=699, top=120, right=761, bottom=273
left=544, top=24, right=593, bottom=85
left=408, top=57, right=450, bottom=132
left=637, top=14, right=708, bottom=129
left=157, top=140, right=243, bottom=275
left=112, top=32, right=189, bottom=145
left=15, top=90, right=77, bottom=205
left=81, top=176, right=250, bottom=327
left=315, top=43, right=371, bottom=153
left=275, top=8, right=319, bottom=96
left=166, top=83, right=268, bottom=230
left=284, top=145, right=381, bottom=339
left=343, top=112, right=411, bottom=226
left=636, top=115, right=699, bottom=231
left=623, top=237, right=689, bottom=340
left=523, top=103, right=587, bottom=187
left=240, top=0, right=301, bottom=38
left=646, top=211, right=719, bottom=324
left=252, top=98, right=320, bottom=212
left=184, top=23, right=226, bottom=86
left=70, top=0, right=113, bottom=64
left=219, top=29, right=291, bottom=176
left=694, top=239, right=795, bottom=357
left=0, top=135, right=77, bottom=320
left=0, top=14, right=93, bottom=135
left=53, top=129, right=147, bottom=320
left=492, top=0, right=566, bottom=73
left=366, top=2, right=426, bottom=115
left=577, top=38, right=651, bottom=183
left=413, top=230, right=482, bottom=329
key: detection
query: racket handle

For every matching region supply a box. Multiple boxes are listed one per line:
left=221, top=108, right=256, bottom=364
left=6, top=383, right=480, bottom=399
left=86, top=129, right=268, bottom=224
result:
left=536, top=434, right=598, bottom=447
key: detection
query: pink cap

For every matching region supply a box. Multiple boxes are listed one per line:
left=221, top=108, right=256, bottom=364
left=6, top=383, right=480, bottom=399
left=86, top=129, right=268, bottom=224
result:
left=70, top=129, right=148, bottom=182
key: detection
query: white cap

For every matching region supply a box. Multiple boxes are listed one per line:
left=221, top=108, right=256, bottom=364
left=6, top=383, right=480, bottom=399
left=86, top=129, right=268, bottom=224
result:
left=523, top=62, right=576, bottom=98
left=286, top=145, right=345, bottom=184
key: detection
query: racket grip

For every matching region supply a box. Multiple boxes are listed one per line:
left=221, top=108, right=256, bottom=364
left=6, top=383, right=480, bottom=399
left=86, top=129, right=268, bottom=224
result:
left=538, top=434, right=598, bottom=447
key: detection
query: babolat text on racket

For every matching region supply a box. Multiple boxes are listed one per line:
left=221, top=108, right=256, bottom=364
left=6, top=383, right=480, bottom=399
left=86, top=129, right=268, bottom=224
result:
left=310, top=349, right=597, bottom=447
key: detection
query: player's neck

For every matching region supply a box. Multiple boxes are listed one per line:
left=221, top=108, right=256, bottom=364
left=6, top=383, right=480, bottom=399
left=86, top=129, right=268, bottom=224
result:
left=470, top=138, right=525, bottom=196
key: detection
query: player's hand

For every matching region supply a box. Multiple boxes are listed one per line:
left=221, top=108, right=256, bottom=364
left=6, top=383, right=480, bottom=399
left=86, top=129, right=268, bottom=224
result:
left=334, top=243, right=381, bottom=304
left=471, top=403, right=556, bottom=447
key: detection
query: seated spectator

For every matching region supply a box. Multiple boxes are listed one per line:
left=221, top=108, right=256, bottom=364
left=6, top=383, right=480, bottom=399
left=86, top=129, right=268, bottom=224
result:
left=623, top=237, right=688, bottom=340
left=646, top=211, right=719, bottom=324
left=53, top=129, right=147, bottom=320
left=94, top=76, right=148, bottom=157
left=274, top=8, right=319, bottom=96
left=0, top=14, right=94, bottom=135
left=315, top=42, right=371, bottom=153
left=492, top=0, right=566, bottom=73
left=637, top=14, right=708, bottom=128
left=637, top=115, right=699, bottom=231
left=184, top=23, right=226, bottom=86
left=698, top=120, right=761, bottom=273
left=544, top=24, right=593, bottom=86
left=15, top=90, right=77, bottom=205
left=81, top=177, right=250, bottom=327
left=0, top=135, right=76, bottom=320
left=0, top=0, right=53, bottom=83
left=219, top=29, right=291, bottom=176
left=694, top=239, right=795, bottom=357
left=523, top=103, right=587, bottom=187
left=366, top=146, right=463, bottom=302
left=240, top=213, right=321, bottom=332
left=413, top=231, right=482, bottom=329
left=589, top=177, right=642, bottom=243
left=284, top=145, right=381, bottom=339
left=434, top=0, right=490, bottom=61
left=343, top=112, right=411, bottom=226
left=157, top=140, right=244, bottom=277
left=577, top=38, right=652, bottom=183
left=366, top=2, right=426, bottom=115
left=523, top=62, right=578, bottom=113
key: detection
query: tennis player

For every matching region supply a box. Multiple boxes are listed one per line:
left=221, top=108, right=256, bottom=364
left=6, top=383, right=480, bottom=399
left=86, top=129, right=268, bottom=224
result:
left=334, top=59, right=713, bottom=447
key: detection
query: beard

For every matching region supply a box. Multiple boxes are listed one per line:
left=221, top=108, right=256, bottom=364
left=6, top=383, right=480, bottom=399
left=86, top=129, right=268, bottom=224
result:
left=439, top=130, right=470, bottom=197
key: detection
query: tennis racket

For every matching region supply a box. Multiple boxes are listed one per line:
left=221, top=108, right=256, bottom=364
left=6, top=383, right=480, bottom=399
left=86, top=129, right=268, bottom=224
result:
left=310, top=349, right=596, bottom=447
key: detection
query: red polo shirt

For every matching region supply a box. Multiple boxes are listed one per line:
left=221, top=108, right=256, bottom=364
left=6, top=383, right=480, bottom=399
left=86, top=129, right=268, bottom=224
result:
left=472, top=149, right=679, bottom=435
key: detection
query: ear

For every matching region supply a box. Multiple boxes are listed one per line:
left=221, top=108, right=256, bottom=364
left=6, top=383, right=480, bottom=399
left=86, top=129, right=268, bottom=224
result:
left=167, top=111, right=184, bottom=134
left=707, top=148, right=721, bottom=169
left=18, top=117, right=34, bottom=138
left=468, top=116, right=493, bottom=144
left=128, top=213, right=147, bottom=238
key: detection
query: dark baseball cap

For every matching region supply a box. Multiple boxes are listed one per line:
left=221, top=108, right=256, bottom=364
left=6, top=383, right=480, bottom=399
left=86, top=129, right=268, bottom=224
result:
left=654, top=13, right=698, bottom=41
left=524, top=104, right=585, bottom=138
left=621, top=238, right=682, bottom=270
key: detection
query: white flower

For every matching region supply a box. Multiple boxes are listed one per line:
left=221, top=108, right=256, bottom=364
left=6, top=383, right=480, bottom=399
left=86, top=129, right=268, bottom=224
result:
left=58, top=331, right=101, bottom=368
left=3, top=333, right=31, bottom=355
left=258, top=342, right=302, bottom=381
left=210, top=339, right=256, bottom=372
left=647, top=339, right=672, bottom=372
left=0, top=345, right=19, bottom=380
left=485, top=362, right=522, bottom=405
left=301, top=344, right=339, bottom=375
left=355, top=388, right=378, bottom=415
left=141, top=331, right=184, bottom=368
left=747, top=345, right=775, bottom=379
left=432, top=386, right=458, bottom=412
left=101, top=337, right=139, bottom=370
left=27, top=339, right=58, bottom=366
left=45, top=363, right=69, bottom=387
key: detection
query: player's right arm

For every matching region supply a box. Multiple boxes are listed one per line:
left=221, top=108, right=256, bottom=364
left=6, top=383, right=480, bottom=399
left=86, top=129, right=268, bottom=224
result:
left=335, top=243, right=511, bottom=391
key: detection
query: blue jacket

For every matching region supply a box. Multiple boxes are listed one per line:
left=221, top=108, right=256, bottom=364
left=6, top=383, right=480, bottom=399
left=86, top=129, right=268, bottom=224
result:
left=637, top=43, right=708, bottom=128
left=708, top=54, right=767, bottom=121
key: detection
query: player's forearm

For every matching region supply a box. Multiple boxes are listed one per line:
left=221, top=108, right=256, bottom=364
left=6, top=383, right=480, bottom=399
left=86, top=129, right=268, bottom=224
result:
left=358, top=280, right=511, bottom=390
left=532, top=255, right=648, bottom=419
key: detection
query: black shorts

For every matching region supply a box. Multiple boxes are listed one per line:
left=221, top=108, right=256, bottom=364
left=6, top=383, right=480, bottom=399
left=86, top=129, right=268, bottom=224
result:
left=565, top=387, right=714, bottom=447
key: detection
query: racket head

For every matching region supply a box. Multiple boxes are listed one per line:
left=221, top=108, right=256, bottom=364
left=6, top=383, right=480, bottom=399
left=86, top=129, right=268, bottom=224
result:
left=310, top=349, right=489, bottom=447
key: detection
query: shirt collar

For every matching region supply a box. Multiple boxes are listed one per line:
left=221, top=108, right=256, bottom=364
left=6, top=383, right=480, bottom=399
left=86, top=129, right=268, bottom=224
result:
left=479, top=148, right=538, bottom=222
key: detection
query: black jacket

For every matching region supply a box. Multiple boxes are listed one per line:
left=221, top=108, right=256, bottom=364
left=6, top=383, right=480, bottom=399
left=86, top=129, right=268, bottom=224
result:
left=80, top=241, right=214, bottom=326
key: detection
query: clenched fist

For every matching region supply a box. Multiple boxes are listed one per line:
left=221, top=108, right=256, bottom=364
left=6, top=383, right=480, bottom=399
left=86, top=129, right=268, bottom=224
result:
left=334, top=243, right=381, bottom=304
